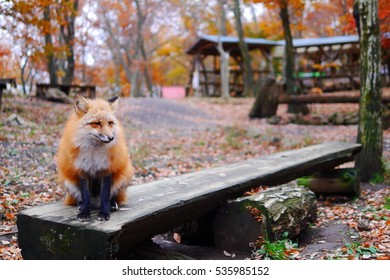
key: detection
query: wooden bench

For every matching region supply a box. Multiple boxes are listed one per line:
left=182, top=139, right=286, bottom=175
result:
left=17, top=142, right=361, bottom=259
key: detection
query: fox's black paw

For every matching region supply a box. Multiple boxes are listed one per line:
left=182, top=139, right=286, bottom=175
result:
left=97, top=212, right=110, bottom=221
left=77, top=213, right=91, bottom=222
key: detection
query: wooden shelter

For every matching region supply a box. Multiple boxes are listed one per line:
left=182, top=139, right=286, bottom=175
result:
left=186, top=34, right=390, bottom=96
left=185, top=34, right=279, bottom=97
left=277, top=35, right=361, bottom=92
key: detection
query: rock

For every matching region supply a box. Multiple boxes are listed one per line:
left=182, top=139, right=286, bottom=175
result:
left=266, top=115, right=281, bottom=125
left=344, top=113, right=359, bottom=125
left=245, top=127, right=262, bottom=138
left=213, top=182, right=317, bottom=253
left=45, top=88, right=73, bottom=104
left=329, top=113, right=344, bottom=125
left=357, top=218, right=371, bottom=231
left=6, top=113, right=35, bottom=127
left=328, top=112, right=358, bottom=125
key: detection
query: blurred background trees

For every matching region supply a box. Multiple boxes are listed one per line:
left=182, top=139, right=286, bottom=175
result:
left=0, top=0, right=389, bottom=96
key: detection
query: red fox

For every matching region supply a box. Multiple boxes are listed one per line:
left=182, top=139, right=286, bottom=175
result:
left=57, top=95, right=133, bottom=221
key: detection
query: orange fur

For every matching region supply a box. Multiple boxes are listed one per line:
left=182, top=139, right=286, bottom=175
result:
left=57, top=95, right=133, bottom=208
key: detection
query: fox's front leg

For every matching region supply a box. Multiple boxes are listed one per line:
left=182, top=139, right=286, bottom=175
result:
left=98, top=175, right=112, bottom=221
left=77, top=178, right=91, bottom=222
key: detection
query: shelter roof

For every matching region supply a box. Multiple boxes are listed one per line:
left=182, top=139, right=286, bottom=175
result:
left=186, top=34, right=279, bottom=56
left=186, top=34, right=360, bottom=56
left=277, top=35, right=359, bottom=48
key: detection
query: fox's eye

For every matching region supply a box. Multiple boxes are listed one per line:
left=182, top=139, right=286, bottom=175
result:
left=108, top=121, right=114, bottom=126
left=88, top=122, right=101, bottom=127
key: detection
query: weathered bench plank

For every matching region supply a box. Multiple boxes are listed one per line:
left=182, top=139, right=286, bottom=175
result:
left=17, top=142, right=361, bottom=259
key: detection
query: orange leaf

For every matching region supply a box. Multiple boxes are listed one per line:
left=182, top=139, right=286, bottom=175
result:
left=5, top=212, right=15, bottom=220
left=376, top=256, right=390, bottom=260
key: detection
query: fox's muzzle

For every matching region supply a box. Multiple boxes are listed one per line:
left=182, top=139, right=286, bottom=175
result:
left=97, top=134, right=114, bottom=143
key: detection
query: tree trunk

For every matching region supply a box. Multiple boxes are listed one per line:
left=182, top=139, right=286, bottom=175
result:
left=213, top=183, right=316, bottom=252
left=355, top=0, right=384, bottom=182
left=217, top=0, right=230, bottom=99
left=353, top=0, right=360, bottom=34
left=217, top=0, right=228, bottom=36
left=218, top=44, right=230, bottom=99
left=279, top=4, right=308, bottom=114
left=61, top=0, right=79, bottom=85
left=131, top=71, right=140, bottom=97
left=81, top=36, right=87, bottom=84
left=43, top=5, right=57, bottom=85
left=61, top=0, right=78, bottom=85
left=135, top=0, right=153, bottom=95
left=249, top=75, right=281, bottom=118
left=97, top=0, right=135, bottom=96
left=0, top=87, right=4, bottom=111
left=232, top=0, right=254, bottom=97
left=20, top=56, right=28, bottom=95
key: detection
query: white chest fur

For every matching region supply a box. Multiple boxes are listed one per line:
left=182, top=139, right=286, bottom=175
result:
left=75, top=146, right=110, bottom=175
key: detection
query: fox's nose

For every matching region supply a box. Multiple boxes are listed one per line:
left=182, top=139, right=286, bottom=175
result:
left=98, top=134, right=114, bottom=143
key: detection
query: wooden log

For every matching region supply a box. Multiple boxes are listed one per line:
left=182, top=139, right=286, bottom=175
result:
left=296, top=168, right=359, bottom=196
left=213, top=183, right=316, bottom=253
left=17, top=142, right=361, bottom=259
left=279, top=94, right=390, bottom=104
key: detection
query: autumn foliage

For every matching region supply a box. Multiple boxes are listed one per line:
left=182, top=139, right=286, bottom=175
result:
left=0, top=0, right=389, bottom=95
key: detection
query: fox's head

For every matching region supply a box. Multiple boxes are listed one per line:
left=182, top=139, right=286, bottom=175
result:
left=73, top=95, right=121, bottom=147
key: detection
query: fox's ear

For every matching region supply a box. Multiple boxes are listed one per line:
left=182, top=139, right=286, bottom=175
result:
left=73, top=95, right=90, bottom=115
left=108, top=96, right=119, bottom=111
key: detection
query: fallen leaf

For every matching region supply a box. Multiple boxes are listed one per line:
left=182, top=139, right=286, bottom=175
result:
left=376, top=256, right=390, bottom=260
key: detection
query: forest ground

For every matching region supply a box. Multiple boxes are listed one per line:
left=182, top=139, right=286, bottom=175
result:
left=0, top=89, right=389, bottom=260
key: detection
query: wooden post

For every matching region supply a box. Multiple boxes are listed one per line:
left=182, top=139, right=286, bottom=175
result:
left=0, top=84, right=5, bottom=111
left=200, top=56, right=209, bottom=97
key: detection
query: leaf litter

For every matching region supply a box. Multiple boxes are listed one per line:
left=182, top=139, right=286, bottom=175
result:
left=0, top=91, right=389, bottom=260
